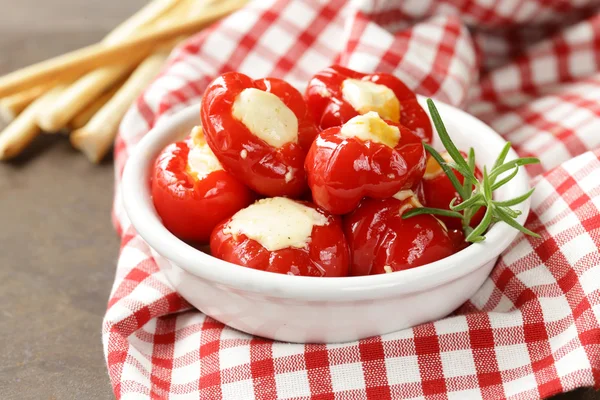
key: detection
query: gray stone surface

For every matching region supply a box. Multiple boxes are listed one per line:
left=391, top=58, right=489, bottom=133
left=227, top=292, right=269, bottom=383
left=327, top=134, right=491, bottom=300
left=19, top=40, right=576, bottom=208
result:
left=0, top=1, right=144, bottom=398
left=0, top=136, right=117, bottom=399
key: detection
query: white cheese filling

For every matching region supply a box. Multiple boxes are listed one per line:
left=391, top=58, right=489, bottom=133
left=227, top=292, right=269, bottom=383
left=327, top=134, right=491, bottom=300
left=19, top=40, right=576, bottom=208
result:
left=341, top=78, right=401, bottom=122
left=392, top=189, right=448, bottom=232
left=339, top=111, right=401, bottom=148
left=392, top=189, right=415, bottom=201
left=285, top=166, right=294, bottom=183
left=231, top=88, right=299, bottom=148
left=223, top=197, right=329, bottom=251
left=187, top=126, right=223, bottom=179
left=394, top=190, right=424, bottom=216
left=423, top=152, right=454, bottom=180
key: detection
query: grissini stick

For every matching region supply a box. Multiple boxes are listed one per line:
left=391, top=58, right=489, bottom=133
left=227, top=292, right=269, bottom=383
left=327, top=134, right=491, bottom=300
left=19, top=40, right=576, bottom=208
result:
left=37, top=57, right=144, bottom=132
left=0, top=0, right=245, bottom=98
left=41, top=0, right=216, bottom=132
left=71, top=48, right=171, bottom=163
left=36, top=0, right=184, bottom=132
left=3, top=0, right=175, bottom=126
left=0, top=86, right=65, bottom=160
left=0, top=83, right=55, bottom=123
left=155, top=0, right=197, bottom=27
left=57, top=1, right=196, bottom=133
left=185, top=0, right=223, bottom=18
left=69, top=83, right=123, bottom=130
left=104, top=0, right=180, bottom=45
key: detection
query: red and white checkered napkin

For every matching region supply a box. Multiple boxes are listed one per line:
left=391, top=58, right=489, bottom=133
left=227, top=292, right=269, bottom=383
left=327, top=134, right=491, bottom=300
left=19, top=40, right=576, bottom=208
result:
left=104, top=1, right=600, bottom=398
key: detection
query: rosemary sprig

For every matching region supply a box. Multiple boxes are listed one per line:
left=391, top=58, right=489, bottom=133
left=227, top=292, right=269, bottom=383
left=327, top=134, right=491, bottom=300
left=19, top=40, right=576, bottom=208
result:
left=403, top=98, right=541, bottom=243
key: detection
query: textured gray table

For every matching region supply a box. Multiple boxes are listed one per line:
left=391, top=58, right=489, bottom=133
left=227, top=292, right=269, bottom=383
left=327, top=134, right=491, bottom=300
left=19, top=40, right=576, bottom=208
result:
left=0, top=1, right=145, bottom=398
left=0, top=1, right=596, bottom=399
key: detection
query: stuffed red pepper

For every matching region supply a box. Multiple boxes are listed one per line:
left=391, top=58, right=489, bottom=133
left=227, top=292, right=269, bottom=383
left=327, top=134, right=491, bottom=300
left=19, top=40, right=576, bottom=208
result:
left=211, top=197, right=349, bottom=277
left=344, top=191, right=455, bottom=276
left=201, top=72, right=317, bottom=198
left=152, top=126, right=254, bottom=243
left=305, top=111, right=426, bottom=215
left=305, top=65, right=432, bottom=142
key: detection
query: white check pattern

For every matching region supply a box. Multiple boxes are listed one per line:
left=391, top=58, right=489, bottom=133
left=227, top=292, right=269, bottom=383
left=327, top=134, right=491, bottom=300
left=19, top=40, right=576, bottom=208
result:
left=105, top=0, right=600, bottom=399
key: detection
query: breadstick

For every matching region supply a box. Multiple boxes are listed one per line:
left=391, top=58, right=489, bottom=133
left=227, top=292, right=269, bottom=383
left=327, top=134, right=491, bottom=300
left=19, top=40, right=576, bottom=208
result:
left=32, top=0, right=217, bottom=132
left=37, top=57, right=144, bottom=132
left=3, top=0, right=174, bottom=128
left=0, top=86, right=65, bottom=160
left=0, top=0, right=245, bottom=98
left=0, top=83, right=55, bottom=123
left=36, top=0, right=189, bottom=133
left=70, top=82, right=123, bottom=130
left=185, top=0, right=220, bottom=18
left=71, top=49, right=171, bottom=163
left=104, top=0, right=180, bottom=44
left=156, top=0, right=196, bottom=27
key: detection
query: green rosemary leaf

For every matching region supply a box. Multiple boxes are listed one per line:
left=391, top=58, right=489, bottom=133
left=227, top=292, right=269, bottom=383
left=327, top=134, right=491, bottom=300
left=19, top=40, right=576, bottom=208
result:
left=402, top=207, right=464, bottom=220
left=468, top=148, right=476, bottom=171
left=499, top=206, right=520, bottom=219
left=423, top=99, right=540, bottom=241
left=466, top=205, right=494, bottom=242
left=491, top=166, right=519, bottom=191
left=492, top=142, right=512, bottom=171
left=423, top=143, right=468, bottom=199
left=450, top=193, right=484, bottom=211
left=426, top=99, right=472, bottom=176
left=493, top=188, right=535, bottom=207
left=490, top=157, right=540, bottom=181
left=469, top=235, right=486, bottom=243
left=495, top=207, right=541, bottom=238
left=483, top=166, right=492, bottom=200
left=447, top=162, right=474, bottom=180
left=463, top=148, right=477, bottom=197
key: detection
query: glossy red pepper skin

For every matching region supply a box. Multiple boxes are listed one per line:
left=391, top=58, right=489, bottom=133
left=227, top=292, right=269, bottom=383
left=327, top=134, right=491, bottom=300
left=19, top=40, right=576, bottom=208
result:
left=418, top=152, right=485, bottom=231
left=344, top=197, right=455, bottom=276
left=201, top=72, right=318, bottom=198
left=151, top=139, right=254, bottom=243
left=210, top=202, right=349, bottom=277
left=305, top=65, right=432, bottom=142
left=305, top=120, right=426, bottom=215
left=448, top=228, right=469, bottom=252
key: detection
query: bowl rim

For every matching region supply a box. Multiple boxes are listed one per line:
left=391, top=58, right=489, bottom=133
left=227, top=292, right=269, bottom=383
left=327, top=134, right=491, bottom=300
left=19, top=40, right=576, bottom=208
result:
left=121, top=96, right=531, bottom=301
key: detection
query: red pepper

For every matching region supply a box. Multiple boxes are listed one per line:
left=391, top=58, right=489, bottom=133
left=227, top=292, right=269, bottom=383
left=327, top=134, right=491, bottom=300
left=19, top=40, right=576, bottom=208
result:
left=418, top=151, right=485, bottom=231
left=344, top=194, right=455, bottom=276
left=151, top=131, right=254, bottom=243
left=210, top=198, right=349, bottom=277
left=201, top=72, right=318, bottom=198
left=448, top=228, right=469, bottom=252
left=305, top=113, right=426, bottom=215
left=305, top=65, right=432, bottom=142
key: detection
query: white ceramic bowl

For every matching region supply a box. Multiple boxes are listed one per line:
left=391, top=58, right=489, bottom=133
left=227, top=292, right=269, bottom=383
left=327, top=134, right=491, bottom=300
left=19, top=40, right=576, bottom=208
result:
left=122, top=97, right=531, bottom=343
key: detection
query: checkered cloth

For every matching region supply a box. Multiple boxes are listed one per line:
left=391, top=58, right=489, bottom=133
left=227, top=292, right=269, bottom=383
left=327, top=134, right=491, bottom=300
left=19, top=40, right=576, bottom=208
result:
left=104, top=0, right=600, bottom=398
